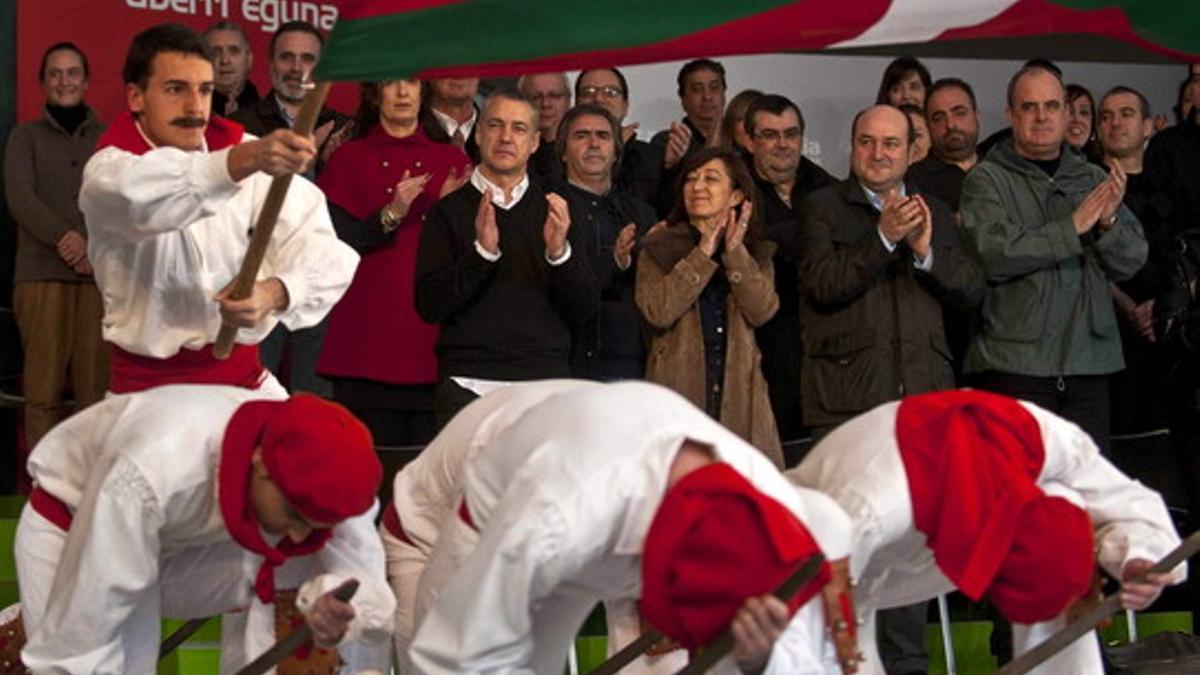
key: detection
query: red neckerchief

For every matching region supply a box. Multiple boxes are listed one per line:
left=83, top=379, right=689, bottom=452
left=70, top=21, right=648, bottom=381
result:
left=219, top=400, right=333, bottom=604
left=96, top=109, right=244, bottom=154
left=895, top=390, right=1046, bottom=599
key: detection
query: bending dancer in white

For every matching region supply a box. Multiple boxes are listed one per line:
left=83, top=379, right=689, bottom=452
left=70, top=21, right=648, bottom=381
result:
left=15, top=387, right=394, bottom=673
left=381, top=379, right=600, bottom=671
left=410, top=380, right=857, bottom=675
left=789, top=389, right=1184, bottom=675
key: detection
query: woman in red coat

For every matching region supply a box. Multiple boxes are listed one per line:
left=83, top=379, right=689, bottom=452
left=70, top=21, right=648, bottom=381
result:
left=317, top=80, right=471, bottom=445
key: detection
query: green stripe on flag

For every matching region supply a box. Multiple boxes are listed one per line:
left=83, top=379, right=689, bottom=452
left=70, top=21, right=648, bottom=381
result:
left=316, top=0, right=792, bottom=81
left=1052, top=0, right=1200, bottom=55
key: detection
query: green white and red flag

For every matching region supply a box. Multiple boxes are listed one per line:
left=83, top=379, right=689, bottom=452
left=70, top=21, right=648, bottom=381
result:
left=315, top=0, right=1198, bottom=82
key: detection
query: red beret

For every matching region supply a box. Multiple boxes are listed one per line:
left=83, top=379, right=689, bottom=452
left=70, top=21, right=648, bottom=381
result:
left=640, top=463, right=830, bottom=649
left=220, top=394, right=380, bottom=603
left=988, top=495, right=1095, bottom=623
left=260, top=394, right=381, bottom=524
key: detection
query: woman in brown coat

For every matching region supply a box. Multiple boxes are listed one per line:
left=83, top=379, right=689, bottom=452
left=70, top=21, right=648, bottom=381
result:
left=636, top=147, right=783, bottom=466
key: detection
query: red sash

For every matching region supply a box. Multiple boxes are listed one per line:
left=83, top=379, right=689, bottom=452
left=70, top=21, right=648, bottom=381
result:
left=30, top=486, right=72, bottom=531
left=109, top=344, right=266, bottom=394
left=381, top=502, right=417, bottom=546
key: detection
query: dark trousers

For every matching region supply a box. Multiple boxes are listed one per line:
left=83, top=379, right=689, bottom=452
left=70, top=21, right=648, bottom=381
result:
left=970, top=371, right=1111, bottom=453
left=433, top=378, right=481, bottom=431
left=878, top=603, right=930, bottom=675
left=330, top=378, right=437, bottom=447
left=260, top=317, right=332, bottom=397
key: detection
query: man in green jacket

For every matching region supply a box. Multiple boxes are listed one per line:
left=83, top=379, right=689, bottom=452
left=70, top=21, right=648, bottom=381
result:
left=960, top=64, right=1147, bottom=453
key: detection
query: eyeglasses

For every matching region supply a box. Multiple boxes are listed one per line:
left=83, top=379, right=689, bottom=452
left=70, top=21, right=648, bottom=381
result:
left=528, top=92, right=569, bottom=103
left=579, top=85, right=625, bottom=100
left=755, top=128, right=803, bottom=143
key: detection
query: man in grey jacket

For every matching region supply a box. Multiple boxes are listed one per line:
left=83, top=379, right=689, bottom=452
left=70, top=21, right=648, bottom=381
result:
left=960, top=63, right=1147, bottom=453
left=3, top=42, right=109, bottom=446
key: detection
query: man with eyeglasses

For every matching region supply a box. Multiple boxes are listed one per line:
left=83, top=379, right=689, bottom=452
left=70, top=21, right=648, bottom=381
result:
left=519, top=72, right=571, bottom=182
left=744, top=94, right=836, bottom=444
left=576, top=67, right=665, bottom=208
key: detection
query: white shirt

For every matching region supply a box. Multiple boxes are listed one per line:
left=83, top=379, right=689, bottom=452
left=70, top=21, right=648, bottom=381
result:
left=410, top=381, right=853, bottom=675
left=431, top=106, right=477, bottom=144
left=863, top=182, right=934, bottom=271
left=22, top=385, right=394, bottom=673
left=390, top=380, right=598, bottom=553
left=79, top=140, right=358, bottom=358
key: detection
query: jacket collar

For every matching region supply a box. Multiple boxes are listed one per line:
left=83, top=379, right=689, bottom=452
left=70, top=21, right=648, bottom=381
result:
left=986, top=136, right=1093, bottom=180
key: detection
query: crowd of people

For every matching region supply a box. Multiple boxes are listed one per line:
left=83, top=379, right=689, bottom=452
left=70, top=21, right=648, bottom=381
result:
left=2, top=15, right=1198, bottom=675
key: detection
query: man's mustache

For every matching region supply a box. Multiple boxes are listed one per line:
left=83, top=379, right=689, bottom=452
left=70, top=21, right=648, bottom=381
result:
left=171, top=116, right=207, bottom=129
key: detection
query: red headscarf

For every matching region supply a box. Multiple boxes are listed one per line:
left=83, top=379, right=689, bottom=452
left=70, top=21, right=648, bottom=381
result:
left=219, top=395, right=380, bottom=603
left=95, top=109, right=243, bottom=154
left=896, top=390, right=1094, bottom=623
left=641, top=463, right=831, bottom=649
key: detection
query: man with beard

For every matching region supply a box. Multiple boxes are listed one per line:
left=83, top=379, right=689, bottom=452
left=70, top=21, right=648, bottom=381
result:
left=519, top=72, right=571, bottom=182
left=79, top=23, right=356, bottom=395
left=229, top=20, right=350, bottom=176
left=744, top=94, right=835, bottom=442
left=422, top=77, right=482, bottom=163
left=203, top=20, right=258, bottom=117
left=4, top=42, right=109, bottom=447
left=908, top=78, right=985, bottom=382
left=230, top=20, right=353, bottom=397
left=908, top=78, right=981, bottom=214
left=576, top=67, right=664, bottom=207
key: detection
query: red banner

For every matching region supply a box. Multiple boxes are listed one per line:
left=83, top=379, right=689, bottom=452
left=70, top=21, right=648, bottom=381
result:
left=16, top=0, right=358, bottom=126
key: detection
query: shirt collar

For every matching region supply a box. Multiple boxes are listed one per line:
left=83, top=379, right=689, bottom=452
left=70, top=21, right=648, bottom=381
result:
left=471, top=166, right=529, bottom=210
left=860, top=182, right=907, bottom=211
left=432, top=106, right=477, bottom=139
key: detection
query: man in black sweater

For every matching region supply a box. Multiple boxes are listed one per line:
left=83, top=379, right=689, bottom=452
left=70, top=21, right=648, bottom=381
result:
left=415, top=89, right=599, bottom=425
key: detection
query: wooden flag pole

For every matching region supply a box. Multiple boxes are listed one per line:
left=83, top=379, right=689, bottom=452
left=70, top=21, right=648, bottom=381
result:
left=213, top=80, right=332, bottom=359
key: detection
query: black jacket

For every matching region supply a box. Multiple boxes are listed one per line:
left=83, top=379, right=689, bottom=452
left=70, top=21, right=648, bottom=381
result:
left=798, top=178, right=985, bottom=427
left=751, top=157, right=837, bottom=439
left=211, top=82, right=260, bottom=118
left=420, top=105, right=482, bottom=164
left=554, top=180, right=658, bottom=380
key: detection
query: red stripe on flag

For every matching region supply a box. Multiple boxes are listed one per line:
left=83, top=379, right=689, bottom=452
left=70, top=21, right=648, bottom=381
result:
left=406, top=0, right=890, bottom=80
left=936, top=0, right=1196, bottom=62
left=336, top=0, right=464, bottom=21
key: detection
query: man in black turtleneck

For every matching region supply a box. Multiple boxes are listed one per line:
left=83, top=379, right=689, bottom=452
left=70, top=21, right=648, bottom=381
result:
left=3, top=42, right=109, bottom=447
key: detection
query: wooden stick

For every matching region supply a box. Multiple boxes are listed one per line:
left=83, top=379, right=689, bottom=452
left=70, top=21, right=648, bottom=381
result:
left=672, top=553, right=826, bottom=675
left=234, top=579, right=358, bottom=675
left=586, top=628, right=665, bottom=675
left=995, top=530, right=1200, bottom=675
left=213, top=81, right=332, bottom=359
left=159, top=616, right=210, bottom=660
